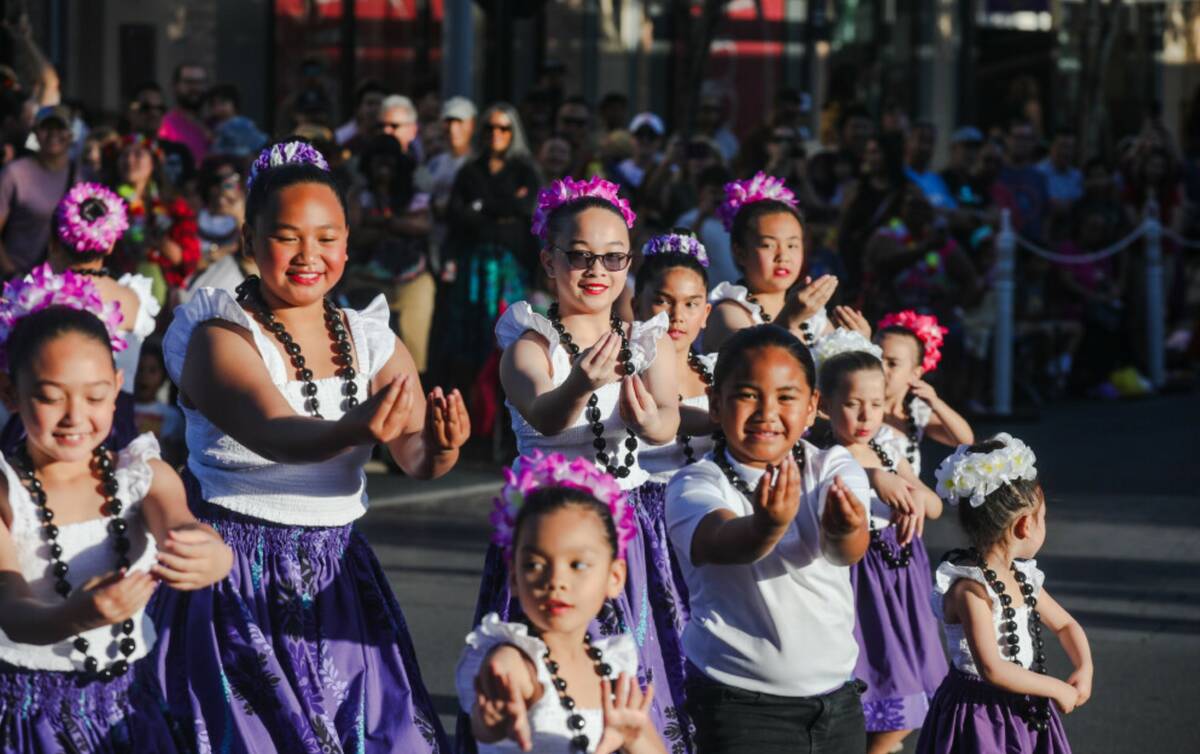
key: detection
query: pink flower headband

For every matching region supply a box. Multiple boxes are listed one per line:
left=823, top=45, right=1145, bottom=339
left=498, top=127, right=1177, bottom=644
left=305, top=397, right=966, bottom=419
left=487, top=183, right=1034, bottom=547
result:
left=490, top=450, right=637, bottom=560
left=642, top=231, right=709, bottom=268
left=55, top=183, right=129, bottom=254
left=531, top=176, right=636, bottom=241
left=0, top=264, right=126, bottom=370
left=247, top=140, right=330, bottom=190
left=717, top=171, right=798, bottom=231
left=878, top=310, right=948, bottom=372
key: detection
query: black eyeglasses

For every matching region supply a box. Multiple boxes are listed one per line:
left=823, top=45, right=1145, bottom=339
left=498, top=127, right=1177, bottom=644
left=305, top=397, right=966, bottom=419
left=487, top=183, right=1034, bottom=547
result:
left=552, top=245, right=632, bottom=271
left=485, top=123, right=513, bottom=133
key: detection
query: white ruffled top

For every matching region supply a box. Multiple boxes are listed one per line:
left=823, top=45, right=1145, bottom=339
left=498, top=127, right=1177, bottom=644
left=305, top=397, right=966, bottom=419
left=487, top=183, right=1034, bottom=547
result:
left=495, top=302, right=670, bottom=490
left=163, top=287, right=396, bottom=526
left=456, top=613, right=639, bottom=754
left=0, top=434, right=161, bottom=671
left=114, top=273, right=161, bottom=395
left=933, top=558, right=1046, bottom=678
left=879, top=397, right=932, bottom=476
left=640, top=352, right=716, bottom=485
left=707, top=281, right=829, bottom=333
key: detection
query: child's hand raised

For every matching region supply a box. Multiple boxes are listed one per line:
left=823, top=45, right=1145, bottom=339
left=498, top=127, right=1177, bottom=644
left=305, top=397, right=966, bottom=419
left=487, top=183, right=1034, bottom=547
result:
left=566, top=331, right=623, bottom=394
left=339, top=374, right=417, bottom=445
left=152, top=526, right=233, bottom=590
left=831, top=306, right=872, bottom=339
left=424, top=387, right=470, bottom=451
left=619, top=374, right=663, bottom=438
left=789, top=274, right=838, bottom=322
left=908, top=379, right=939, bottom=404
left=64, top=569, right=157, bottom=633
left=822, top=475, right=866, bottom=539
left=595, top=675, right=656, bottom=754
left=473, top=645, right=537, bottom=750
left=751, top=455, right=801, bottom=537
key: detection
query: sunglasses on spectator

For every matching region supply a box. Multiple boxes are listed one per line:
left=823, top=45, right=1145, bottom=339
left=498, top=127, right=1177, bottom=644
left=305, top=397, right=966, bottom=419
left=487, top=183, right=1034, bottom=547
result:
left=551, top=245, right=632, bottom=271
left=379, top=121, right=414, bottom=132
left=485, top=123, right=513, bottom=133
left=133, top=101, right=166, bottom=113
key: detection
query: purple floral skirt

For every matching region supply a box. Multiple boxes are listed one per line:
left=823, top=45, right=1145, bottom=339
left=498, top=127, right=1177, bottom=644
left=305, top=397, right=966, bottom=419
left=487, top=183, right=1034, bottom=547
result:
left=0, top=659, right=185, bottom=753
left=147, top=487, right=448, bottom=754
left=851, top=529, right=948, bottom=732
left=454, top=483, right=693, bottom=753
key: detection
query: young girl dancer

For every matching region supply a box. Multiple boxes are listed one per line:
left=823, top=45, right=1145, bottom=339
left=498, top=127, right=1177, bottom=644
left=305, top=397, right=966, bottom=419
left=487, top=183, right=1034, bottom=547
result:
left=459, top=451, right=666, bottom=754
left=875, top=310, right=973, bottom=474
left=2, top=184, right=156, bottom=451
left=0, top=272, right=231, bottom=751
left=666, top=325, right=870, bottom=754
left=917, top=435, right=1093, bottom=753
left=151, top=141, right=469, bottom=753
left=466, top=176, right=689, bottom=753
left=703, top=173, right=837, bottom=352
left=814, top=328, right=948, bottom=753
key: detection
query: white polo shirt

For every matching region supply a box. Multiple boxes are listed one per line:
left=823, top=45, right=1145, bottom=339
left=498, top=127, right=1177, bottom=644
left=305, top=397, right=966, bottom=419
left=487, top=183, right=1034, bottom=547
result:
left=665, top=441, right=870, bottom=697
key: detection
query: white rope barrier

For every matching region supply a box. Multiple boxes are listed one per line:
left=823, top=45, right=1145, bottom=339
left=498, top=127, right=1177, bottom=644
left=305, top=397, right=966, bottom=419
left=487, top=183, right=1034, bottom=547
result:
left=1161, top=227, right=1200, bottom=249
left=1013, top=225, right=1147, bottom=265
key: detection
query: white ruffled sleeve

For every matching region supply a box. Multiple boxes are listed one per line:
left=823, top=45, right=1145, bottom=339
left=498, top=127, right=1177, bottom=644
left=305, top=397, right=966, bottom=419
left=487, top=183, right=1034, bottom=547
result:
left=162, top=287, right=286, bottom=386
left=1014, top=559, right=1045, bottom=597
left=592, top=633, right=639, bottom=680
left=116, top=273, right=162, bottom=338
left=708, top=281, right=761, bottom=323
left=932, top=560, right=988, bottom=622
left=495, top=301, right=559, bottom=351
left=455, top=613, right=549, bottom=713
left=910, top=396, right=933, bottom=430
left=343, top=295, right=397, bottom=381
left=629, top=311, right=669, bottom=374
left=116, top=433, right=162, bottom=504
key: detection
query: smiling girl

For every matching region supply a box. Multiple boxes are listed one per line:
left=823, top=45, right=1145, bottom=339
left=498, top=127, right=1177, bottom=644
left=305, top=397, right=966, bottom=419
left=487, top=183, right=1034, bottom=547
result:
left=149, top=141, right=469, bottom=753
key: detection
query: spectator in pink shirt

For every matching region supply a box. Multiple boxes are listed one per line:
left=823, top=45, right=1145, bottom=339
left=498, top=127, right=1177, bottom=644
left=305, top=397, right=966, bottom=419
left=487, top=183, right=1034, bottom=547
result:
left=158, top=63, right=210, bottom=164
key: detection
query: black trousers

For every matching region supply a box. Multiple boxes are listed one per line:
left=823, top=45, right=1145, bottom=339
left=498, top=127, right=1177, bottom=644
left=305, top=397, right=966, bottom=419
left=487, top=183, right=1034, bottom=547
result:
left=686, top=672, right=867, bottom=754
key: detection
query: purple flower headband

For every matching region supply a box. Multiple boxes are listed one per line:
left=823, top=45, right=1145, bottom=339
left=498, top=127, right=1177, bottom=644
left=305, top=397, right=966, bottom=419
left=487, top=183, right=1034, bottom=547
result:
left=642, top=232, right=709, bottom=268
left=247, top=140, right=330, bottom=190
left=716, top=171, right=798, bottom=231
left=490, top=450, right=637, bottom=561
left=55, top=183, right=129, bottom=255
left=531, top=176, right=637, bottom=241
left=0, top=264, right=126, bottom=370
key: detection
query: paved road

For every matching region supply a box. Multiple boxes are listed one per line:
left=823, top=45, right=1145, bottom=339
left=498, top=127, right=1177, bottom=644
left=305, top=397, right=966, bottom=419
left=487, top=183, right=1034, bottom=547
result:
left=363, top=393, right=1200, bottom=753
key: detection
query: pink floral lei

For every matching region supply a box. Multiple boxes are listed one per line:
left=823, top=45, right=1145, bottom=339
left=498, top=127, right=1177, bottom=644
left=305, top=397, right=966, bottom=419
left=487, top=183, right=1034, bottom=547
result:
left=716, top=171, right=798, bottom=231
left=531, top=176, right=637, bottom=241
left=877, top=310, right=948, bottom=372
left=55, top=182, right=129, bottom=254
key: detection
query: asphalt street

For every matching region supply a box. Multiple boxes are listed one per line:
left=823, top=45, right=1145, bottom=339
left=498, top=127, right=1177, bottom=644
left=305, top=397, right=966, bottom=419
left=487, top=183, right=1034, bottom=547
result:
left=362, top=393, right=1200, bottom=753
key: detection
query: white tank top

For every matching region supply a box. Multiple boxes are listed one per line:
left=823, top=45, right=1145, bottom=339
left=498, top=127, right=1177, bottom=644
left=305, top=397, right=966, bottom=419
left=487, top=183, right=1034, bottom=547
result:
left=162, top=287, right=397, bottom=526
left=639, top=352, right=716, bottom=485
left=0, top=434, right=161, bottom=671
left=495, top=302, right=669, bottom=490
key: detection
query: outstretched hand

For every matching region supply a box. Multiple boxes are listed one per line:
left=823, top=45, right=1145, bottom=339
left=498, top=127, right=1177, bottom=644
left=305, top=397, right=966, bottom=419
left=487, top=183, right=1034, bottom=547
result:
left=822, top=475, right=866, bottom=539
left=425, top=386, right=470, bottom=451
left=751, top=454, right=801, bottom=537
left=474, top=647, right=536, bottom=750
left=595, top=675, right=657, bottom=754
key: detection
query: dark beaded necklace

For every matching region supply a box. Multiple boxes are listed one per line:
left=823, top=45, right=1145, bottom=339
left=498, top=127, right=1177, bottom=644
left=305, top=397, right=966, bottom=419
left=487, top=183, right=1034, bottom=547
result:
left=235, top=275, right=359, bottom=419
left=11, top=445, right=137, bottom=682
left=736, top=279, right=773, bottom=324
left=712, top=430, right=806, bottom=497
left=679, top=351, right=714, bottom=466
left=902, top=392, right=920, bottom=466
left=74, top=267, right=113, bottom=279
left=866, top=438, right=914, bottom=568
left=969, top=548, right=1051, bottom=732
left=542, top=632, right=612, bottom=752
left=547, top=303, right=638, bottom=479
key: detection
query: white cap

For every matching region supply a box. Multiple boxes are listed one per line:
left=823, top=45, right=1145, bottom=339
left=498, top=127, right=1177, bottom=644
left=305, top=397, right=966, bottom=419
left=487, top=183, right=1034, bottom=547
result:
left=629, top=112, right=665, bottom=136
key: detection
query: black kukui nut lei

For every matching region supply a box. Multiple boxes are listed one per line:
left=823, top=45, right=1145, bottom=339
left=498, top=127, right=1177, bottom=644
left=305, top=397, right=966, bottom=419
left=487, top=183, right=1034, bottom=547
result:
left=738, top=279, right=816, bottom=344
left=548, top=303, right=638, bottom=479
left=712, top=430, right=806, bottom=497
left=13, top=444, right=137, bottom=682
left=679, top=351, right=714, bottom=466
left=542, top=632, right=613, bottom=752
left=867, top=438, right=914, bottom=568
left=236, top=275, right=359, bottom=419
left=903, top=392, right=919, bottom=465
left=970, top=548, right=1052, bottom=733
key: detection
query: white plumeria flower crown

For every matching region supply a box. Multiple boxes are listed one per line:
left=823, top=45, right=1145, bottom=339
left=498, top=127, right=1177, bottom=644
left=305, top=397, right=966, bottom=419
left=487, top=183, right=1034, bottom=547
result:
left=811, top=327, right=883, bottom=369
left=934, top=433, right=1039, bottom=508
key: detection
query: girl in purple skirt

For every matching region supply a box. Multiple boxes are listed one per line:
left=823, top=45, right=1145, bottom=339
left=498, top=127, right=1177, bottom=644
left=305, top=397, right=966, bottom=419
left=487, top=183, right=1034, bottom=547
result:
left=0, top=271, right=232, bottom=753
left=813, top=328, right=948, bottom=754
left=461, top=177, right=693, bottom=753
left=917, top=434, right=1093, bottom=754
left=150, top=141, right=470, bottom=753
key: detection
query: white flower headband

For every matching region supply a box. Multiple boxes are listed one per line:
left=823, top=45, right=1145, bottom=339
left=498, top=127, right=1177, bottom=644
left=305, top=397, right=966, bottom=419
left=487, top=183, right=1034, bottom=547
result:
left=811, top=327, right=882, bottom=369
left=934, top=433, right=1038, bottom=508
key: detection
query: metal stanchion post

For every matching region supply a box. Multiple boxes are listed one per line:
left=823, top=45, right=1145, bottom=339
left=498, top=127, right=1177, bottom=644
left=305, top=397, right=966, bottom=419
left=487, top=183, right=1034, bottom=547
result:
left=1143, top=200, right=1165, bottom=389
left=993, top=209, right=1016, bottom=416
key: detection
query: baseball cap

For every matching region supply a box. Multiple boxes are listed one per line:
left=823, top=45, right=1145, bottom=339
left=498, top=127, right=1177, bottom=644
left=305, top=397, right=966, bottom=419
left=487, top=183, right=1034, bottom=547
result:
left=34, top=105, right=71, bottom=128
left=629, top=112, right=665, bottom=137
left=951, top=126, right=984, bottom=145
left=442, top=96, right=477, bottom=122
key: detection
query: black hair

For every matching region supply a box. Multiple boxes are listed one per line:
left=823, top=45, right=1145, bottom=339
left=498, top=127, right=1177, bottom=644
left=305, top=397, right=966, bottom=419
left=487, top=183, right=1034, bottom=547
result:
left=697, top=164, right=732, bottom=191
left=729, top=198, right=805, bottom=251
left=877, top=325, right=925, bottom=369
left=837, top=103, right=872, bottom=134
left=512, top=486, right=620, bottom=560
left=542, top=196, right=629, bottom=248
left=6, top=306, right=114, bottom=383
left=197, top=154, right=245, bottom=197
left=204, top=83, right=241, bottom=111
left=244, top=141, right=348, bottom=228
left=354, top=79, right=387, bottom=107
left=358, top=134, right=417, bottom=210
left=953, top=438, right=1044, bottom=552
left=817, top=350, right=885, bottom=396
left=130, top=81, right=163, bottom=99
left=633, top=230, right=709, bottom=299
left=712, top=324, right=816, bottom=395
